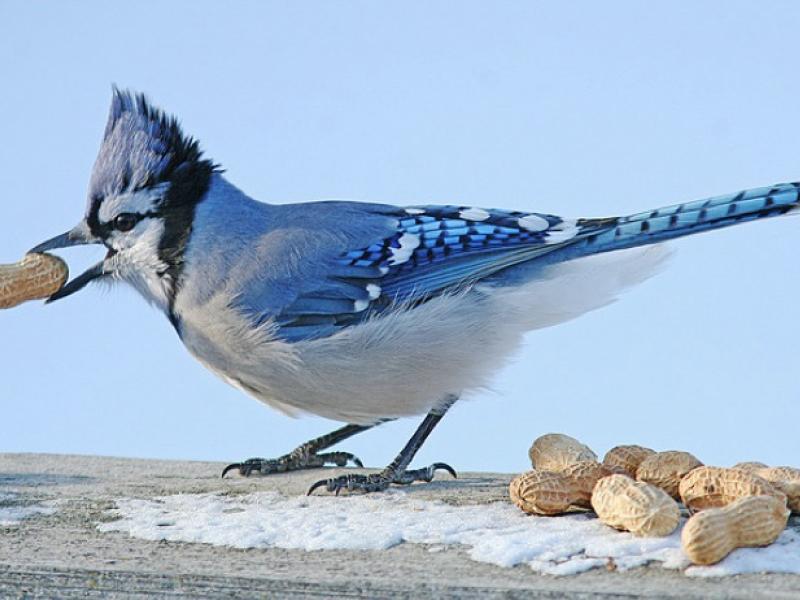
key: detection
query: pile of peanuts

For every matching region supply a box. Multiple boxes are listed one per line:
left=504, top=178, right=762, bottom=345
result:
left=0, top=253, right=68, bottom=309
left=509, top=433, right=797, bottom=566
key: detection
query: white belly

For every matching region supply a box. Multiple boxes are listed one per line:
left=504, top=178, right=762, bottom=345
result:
left=176, top=245, right=670, bottom=424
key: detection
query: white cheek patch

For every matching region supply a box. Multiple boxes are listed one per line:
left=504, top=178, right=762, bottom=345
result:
left=404, top=207, right=426, bottom=215
left=112, top=219, right=167, bottom=270
left=108, top=218, right=150, bottom=250
left=112, top=218, right=173, bottom=311
left=132, top=222, right=167, bottom=264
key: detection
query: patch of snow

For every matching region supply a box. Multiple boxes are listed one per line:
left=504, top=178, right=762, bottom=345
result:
left=97, top=491, right=800, bottom=577
left=0, top=505, right=55, bottom=526
left=0, top=491, right=56, bottom=526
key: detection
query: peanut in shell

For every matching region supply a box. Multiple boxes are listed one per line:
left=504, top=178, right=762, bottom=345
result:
left=528, top=433, right=597, bottom=471
left=603, top=445, right=655, bottom=478
left=0, top=253, right=68, bottom=309
left=509, top=461, right=612, bottom=516
left=732, top=461, right=769, bottom=472
left=592, top=474, right=680, bottom=537
left=681, top=495, right=789, bottom=565
left=747, top=466, right=800, bottom=513
left=635, top=451, right=703, bottom=499
left=679, top=466, right=787, bottom=513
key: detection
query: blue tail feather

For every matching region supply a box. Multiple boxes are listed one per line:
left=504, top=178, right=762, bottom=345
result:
left=572, top=182, right=799, bottom=259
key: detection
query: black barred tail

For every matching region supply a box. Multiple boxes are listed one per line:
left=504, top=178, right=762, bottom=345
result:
left=574, top=182, right=799, bottom=257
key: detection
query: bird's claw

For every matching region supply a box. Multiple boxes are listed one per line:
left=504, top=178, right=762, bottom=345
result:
left=220, top=463, right=241, bottom=479
left=307, top=473, right=390, bottom=495
left=221, top=451, right=363, bottom=478
left=307, top=462, right=457, bottom=495
left=395, top=462, right=457, bottom=484
left=221, top=458, right=264, bottom=478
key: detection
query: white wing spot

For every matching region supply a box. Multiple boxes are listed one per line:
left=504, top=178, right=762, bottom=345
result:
left=544, top=219, right=580, bottom=244
left=405, top=207, right=426, bottom=215
left=354, top=285, right=381, bottom=312
left=459, top=207, right=490, bottom=221
left=518, top=214, right=549, bottom=232
left=388, top=233, right=421, bottom=266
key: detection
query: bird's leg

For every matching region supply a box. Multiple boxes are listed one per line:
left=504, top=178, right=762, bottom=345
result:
left=222, top=422, right=385, bottom=478
left=307, top=395, right=458, bottom=495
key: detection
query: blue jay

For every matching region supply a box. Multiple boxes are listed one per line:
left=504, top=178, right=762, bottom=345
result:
left=31, top=89, right=799, bottom=494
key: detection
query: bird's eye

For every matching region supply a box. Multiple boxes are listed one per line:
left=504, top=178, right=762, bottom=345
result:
left=113, top=213, right=138, bottom=232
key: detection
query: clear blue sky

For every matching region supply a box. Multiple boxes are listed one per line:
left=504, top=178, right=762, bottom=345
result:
left=1, top=1, right=798, bottom=473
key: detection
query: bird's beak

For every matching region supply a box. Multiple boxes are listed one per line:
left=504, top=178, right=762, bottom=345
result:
left=29, top=223, right=110, bottom=303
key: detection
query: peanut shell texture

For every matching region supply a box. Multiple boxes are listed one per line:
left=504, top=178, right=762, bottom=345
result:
left=509, top=461, right=612, bottom=516
left=732, top=461, right=769, bottom=472
left=738, top=466, right=800, bottom=513
left=681, top=495, right=789, bottom=565
left=0, top=253, right=68, bottom=309
left=592, top=474, right=681, bottom=537
left=603, top=445, right=655, bottom=478
left=528, top=433, right=597, bottom=471
left=679, top=466, right=787, bottom=513
left=635, top=451, right=703, bottom=499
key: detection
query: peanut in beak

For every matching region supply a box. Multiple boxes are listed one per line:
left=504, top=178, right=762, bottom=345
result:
left=0, top=253, right=68, bottom=309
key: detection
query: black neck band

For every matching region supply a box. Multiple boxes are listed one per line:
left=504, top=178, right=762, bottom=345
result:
left=158, top=161, right=214, bottom=323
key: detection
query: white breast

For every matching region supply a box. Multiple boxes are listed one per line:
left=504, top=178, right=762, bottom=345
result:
left=172, top=245, right=671, bottom=424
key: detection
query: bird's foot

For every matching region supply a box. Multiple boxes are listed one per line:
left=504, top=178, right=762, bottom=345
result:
left=307, top=462, right=457, bottom=495
left=222, top=449, right=363, bottom=478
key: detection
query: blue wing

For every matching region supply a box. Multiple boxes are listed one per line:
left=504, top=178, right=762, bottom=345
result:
left=273, top=182, right=800, bottom=342
left=274, top=205, right=615, bottom=341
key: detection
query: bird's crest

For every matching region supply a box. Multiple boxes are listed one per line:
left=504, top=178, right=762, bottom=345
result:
left=88, top=87, right=216, bottom=204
